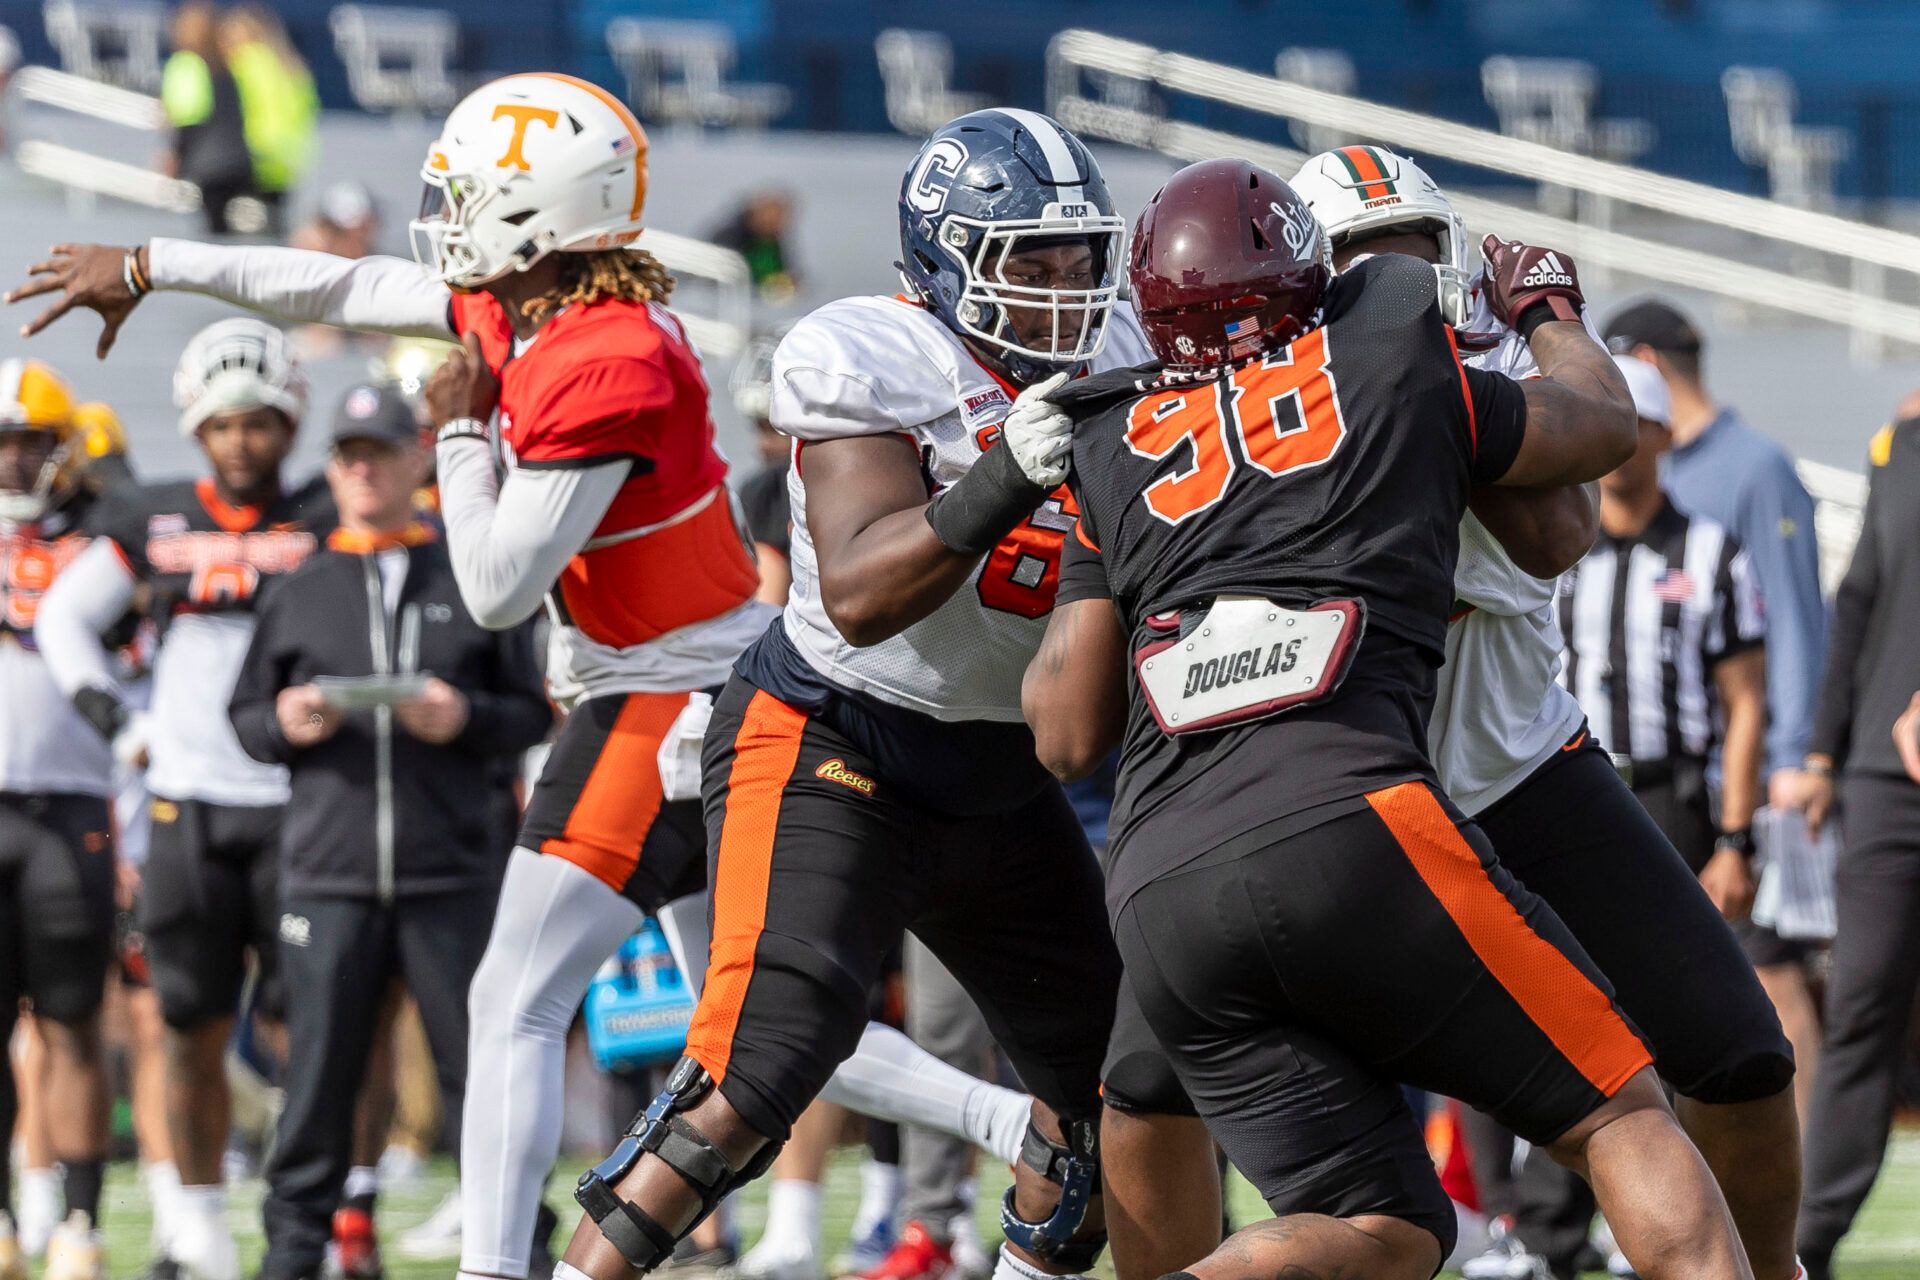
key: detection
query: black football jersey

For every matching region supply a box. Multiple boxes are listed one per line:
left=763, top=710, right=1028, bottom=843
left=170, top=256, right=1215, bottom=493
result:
left=85, top=475, right=336, bottom=806
left=89, top=476, right=336, bottom=630
left=1052, top=254, right=1528, bottom=903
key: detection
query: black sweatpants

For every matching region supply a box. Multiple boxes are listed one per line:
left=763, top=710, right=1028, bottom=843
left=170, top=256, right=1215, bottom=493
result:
left=1798, top=772, right=1920, bottom=1264
left=260, top=887, right=497, bottom=1280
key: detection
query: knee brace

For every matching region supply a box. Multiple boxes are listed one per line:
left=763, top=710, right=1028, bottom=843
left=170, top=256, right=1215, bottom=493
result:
left=999, top=1117, right=1107, bottom=1272
left=573, top=1056, right=781, bottom=1274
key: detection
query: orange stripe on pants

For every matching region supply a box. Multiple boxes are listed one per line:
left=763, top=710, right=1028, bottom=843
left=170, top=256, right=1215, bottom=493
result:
left=1364, top=781, right=1650, bottom=1097
left=540, top=691, right=686, bottom=891
left=682, top=690, right=809, bottom=1084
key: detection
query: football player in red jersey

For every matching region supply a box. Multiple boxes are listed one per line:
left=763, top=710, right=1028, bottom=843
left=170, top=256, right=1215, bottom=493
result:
left=1023, top=160, right=1751, bottom=1280
left=9, top=76, right=1038, bottom=1280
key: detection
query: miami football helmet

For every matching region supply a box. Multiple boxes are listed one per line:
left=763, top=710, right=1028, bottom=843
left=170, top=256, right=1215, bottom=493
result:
left=174, top=319, right=308, bottom=437
left=1289, top=146, right=1471, bottom=328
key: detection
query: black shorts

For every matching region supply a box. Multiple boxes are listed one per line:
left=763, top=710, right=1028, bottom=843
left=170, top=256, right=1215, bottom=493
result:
left=684, top=677, right=1121, bottom=1141
left=1629, top=761, right=1815, bottom=970
left=1478, top=740, right=1795, bottom=1103
left=1113, top=781, right=1651, bottom=1255
left=0, top=793, right=116, bottom=1023
left=519, top=691, right=707, bottom=910
left=1100, top=969, right=1195, bottom=1117
left=140, top=796, right=283, bottom=1030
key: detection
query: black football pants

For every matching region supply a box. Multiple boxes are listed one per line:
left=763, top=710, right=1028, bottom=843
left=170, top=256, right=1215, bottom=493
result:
left=260, top=888, right=496, bottom=1280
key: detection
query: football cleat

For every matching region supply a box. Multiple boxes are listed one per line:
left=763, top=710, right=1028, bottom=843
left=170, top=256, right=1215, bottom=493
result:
left=43, top=1213, right=106, bottom=1280
left=328, top=1207, right=383, bottom=1280
left=0, top=1213, right=28, bottom=1280
left=832, top=1218, right=897, bottom=1277
left=393, top=1190, right=462, bottom=1260
left=1459, top=1234, right=1551, bottom=1280
left=857, top=1222, right=951, bottom=1280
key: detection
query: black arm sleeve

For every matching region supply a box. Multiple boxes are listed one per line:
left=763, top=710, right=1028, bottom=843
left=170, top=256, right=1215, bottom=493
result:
left=227, top=587, right=299, bottom=765
left=1809, top=457, right=1883, bottom=762
left=1463, top=365, right=1530, bottom=484
left=1054, top=521, right=1113, bottom=606
left=454, top=618, right=555, bottom=756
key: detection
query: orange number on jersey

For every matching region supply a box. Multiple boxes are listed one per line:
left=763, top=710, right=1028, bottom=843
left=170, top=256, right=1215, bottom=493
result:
left=1230, top=326, right=1347, bottom=478
left=1124, top=383, right=1236, bottom=525
left=3, top=543, right=56, bottom=630
left=1125, top=328, right=1347, bottom=525
left=189, top=561, right=260, bottom=606
left=977, top=486, right=1079, bottom=618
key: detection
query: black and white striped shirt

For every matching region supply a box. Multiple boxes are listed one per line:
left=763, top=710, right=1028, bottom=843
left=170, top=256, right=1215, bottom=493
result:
left=1555, top=498, right=1764, bottom=763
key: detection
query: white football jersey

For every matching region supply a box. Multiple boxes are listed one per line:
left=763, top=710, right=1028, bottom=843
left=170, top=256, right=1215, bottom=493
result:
left=1428, top=279, right=1592, bottom=813
left=773, top=296, right=1153, bottom=721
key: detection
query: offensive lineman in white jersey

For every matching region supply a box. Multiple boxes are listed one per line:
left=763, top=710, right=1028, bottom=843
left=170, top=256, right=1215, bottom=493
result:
left=559, top=110, right=1148, bottom=1280
left=1285, top=145, right=1804, bottom=1280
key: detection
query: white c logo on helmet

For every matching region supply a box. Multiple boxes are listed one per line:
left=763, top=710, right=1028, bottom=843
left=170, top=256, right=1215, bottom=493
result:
left=908, top=139, right=970, bottom=215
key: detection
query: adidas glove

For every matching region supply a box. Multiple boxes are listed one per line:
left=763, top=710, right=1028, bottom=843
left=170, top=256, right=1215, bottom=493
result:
left=1480, top=235, right=1585, bottom=339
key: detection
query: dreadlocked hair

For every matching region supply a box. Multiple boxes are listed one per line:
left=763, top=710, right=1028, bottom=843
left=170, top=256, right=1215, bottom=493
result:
left=521, top=248, right=675, bottom=326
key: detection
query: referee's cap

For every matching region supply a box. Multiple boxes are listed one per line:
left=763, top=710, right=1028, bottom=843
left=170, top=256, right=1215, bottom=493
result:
left=1613, top=354, right=1672, bottom=428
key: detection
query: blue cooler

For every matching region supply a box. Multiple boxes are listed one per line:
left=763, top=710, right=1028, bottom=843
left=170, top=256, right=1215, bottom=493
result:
left=584, top=918, right=698, bottom=1072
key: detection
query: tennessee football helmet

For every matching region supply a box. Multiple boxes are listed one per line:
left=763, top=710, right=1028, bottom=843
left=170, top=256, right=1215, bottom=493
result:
left=897, top=109, right=1127, bottom=383
left=0, top=358, right=80, bottom=522
left=1289, top=146, right=1471, bottom=327
left=1129, top=159, right=1332, bottom=372
left=174, top=319, right=308, bottom=437
left=410, top=72, right=651, bottom=288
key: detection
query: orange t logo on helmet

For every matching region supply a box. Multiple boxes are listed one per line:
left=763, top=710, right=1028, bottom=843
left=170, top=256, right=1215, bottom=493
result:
left=492, top=103, right=560, bottom=171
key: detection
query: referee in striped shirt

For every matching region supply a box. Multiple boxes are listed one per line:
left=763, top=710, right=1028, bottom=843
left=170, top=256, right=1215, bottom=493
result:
left=1555, top=357, right=1775, bottom=931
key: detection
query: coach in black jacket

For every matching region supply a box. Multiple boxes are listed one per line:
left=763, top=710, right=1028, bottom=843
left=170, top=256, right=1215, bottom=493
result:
left=230, top=384, right=551, bottom=1280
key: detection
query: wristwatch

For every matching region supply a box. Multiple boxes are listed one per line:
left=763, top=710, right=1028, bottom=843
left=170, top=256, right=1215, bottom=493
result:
left=1714, top=828, right=1756, bottom=860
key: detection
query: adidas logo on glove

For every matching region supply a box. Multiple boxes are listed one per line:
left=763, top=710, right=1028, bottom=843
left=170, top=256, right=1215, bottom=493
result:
left=1520, top=252, right=1576, bottom=289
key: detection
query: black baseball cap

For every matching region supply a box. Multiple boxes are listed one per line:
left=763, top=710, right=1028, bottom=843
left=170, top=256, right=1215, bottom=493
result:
left=329, top=383, right=421, bottom=448
left=1602, top=299, right=1703, bottom=357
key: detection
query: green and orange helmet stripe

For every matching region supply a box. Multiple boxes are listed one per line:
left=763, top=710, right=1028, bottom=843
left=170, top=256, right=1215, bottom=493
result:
left=1332, top=145, right=1398, bottom=200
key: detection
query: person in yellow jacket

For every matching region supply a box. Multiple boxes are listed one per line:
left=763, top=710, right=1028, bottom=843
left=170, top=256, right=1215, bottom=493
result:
left=218, top=6, right=319, bottom=235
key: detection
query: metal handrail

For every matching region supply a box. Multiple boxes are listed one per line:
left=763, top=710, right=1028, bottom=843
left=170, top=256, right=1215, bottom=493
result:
left=1048, top=99, right=1920, bottom=347
left=5, top=65, right=201, bottom=212
left=642, top=229, right=752, bottom=359
left=1048, top=29, right=1920, bottom=280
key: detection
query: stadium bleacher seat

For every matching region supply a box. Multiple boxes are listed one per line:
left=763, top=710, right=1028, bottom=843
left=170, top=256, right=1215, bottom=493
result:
left=1722, top=66, right=1851, bottom=211
left=328, top=3, right=460, bottom=115
left=875, top=29, right=991, bottom=137
left=606, top=17, right=789, bottom=130
left=1273, top=48, right=1355, bottom=156
left=41, top=0, right=167, bottom=91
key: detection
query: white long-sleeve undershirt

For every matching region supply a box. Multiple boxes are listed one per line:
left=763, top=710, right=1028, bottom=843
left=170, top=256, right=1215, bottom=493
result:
left=434, top=436, right=630, bottom=630
left=146, top=238, right=455, bottom=338
left=34, top=537, right=138, bottom=699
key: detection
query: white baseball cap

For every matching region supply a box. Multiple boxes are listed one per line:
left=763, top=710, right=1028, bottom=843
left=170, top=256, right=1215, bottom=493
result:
left=1613, top=353, right=1672, bottom=428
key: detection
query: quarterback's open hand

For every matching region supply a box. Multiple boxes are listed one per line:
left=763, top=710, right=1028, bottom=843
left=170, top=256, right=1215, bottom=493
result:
left=6, top=243, right=145, bottom=358
left=426, top=333, right=501, bottom=429
left=1001, top=371, right=1074, bottom=488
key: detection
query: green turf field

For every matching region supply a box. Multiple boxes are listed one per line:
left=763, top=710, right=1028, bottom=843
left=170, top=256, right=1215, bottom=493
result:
left=70, top=1128, right=1920, bottom=1279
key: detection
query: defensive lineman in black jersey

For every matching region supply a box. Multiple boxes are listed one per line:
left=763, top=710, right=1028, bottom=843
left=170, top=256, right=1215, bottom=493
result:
left=35, top=319, right=333, bottom=1280
left=1023, top=160, right=1754, bottom=1280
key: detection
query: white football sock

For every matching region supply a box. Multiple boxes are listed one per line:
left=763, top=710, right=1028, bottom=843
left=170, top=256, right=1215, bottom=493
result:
left=750, top=1180, right=821, bottom=1259
left=344, top=1166, right=380, bottom=1202
left=819, top=1023, right=1031, bottom=1165
left=142, top=1161, right=182, bottom=1251
left=458, top=850, right=643, bottom=1278
left=849, top=1160, right=902, bottom=1239
left=992, top=1244, right=1054, bottom=1280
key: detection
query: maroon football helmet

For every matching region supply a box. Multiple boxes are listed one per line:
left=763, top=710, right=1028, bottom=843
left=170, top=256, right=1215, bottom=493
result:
left=1129, top=159, right=1333, bottom=372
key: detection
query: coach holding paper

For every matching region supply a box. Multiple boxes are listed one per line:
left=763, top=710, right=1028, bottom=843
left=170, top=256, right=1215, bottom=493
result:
left=227, top=383, right=551, bottom=1280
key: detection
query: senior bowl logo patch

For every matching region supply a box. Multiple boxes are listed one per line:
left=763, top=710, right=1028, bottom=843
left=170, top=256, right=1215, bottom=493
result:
left=815, top=758, right=877, bottom=796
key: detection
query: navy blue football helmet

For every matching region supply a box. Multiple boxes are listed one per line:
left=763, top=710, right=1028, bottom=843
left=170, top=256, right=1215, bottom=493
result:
left=897, top=109, right=1126, bottom=384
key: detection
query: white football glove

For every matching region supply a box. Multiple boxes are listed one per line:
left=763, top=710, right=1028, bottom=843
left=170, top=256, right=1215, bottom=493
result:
left=1000, top=372, right=1074, bottom=488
